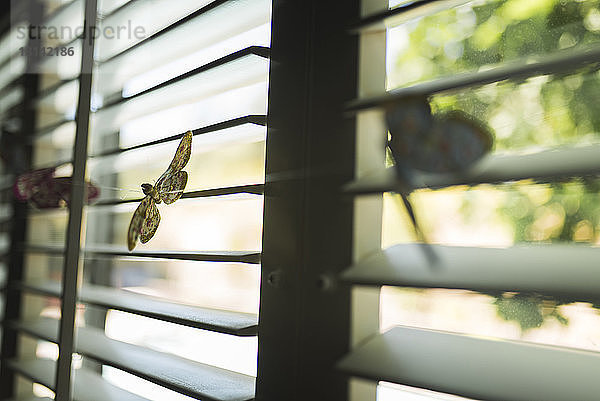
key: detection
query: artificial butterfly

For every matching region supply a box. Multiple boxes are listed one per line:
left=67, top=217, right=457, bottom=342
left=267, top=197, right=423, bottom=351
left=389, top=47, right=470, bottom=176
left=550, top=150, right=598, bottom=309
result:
left=127, top=131, right=193, bottom=251
left=386, top=97, right=493, bottom=175
left=13, top=167, right=100, bottom=209
left=384, top=97, right=493, bottom=263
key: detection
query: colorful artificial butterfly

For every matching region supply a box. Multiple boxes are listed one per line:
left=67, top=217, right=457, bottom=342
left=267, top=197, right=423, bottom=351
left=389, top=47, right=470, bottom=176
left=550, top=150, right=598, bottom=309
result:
left=384, top=97, right=493, bottom=263
left=385, top=97, right=493, bottom=176
left=127, top=131, right=193, bottom=251
left=14, top=167, right=100, bottom=209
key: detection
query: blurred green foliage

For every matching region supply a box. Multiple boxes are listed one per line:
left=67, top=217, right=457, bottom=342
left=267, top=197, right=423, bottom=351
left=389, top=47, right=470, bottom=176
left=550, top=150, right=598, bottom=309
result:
left=494, top=293, right=569, bottom=331
left=391, top=0, right=600, bottom=332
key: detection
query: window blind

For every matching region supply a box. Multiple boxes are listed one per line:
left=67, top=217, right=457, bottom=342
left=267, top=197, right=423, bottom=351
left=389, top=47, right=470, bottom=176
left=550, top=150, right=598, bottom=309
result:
left=7, top=1, right=597, bottom=400
left=0, top=0, right=270, bottom=400
left=338, top=1, right=600, bottom=400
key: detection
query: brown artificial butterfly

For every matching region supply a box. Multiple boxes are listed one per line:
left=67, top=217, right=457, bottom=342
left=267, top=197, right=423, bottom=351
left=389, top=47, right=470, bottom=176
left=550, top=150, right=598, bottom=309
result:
left=385, top=97, right=493, bottom=263
left=127, top=131, right=193, bottom=251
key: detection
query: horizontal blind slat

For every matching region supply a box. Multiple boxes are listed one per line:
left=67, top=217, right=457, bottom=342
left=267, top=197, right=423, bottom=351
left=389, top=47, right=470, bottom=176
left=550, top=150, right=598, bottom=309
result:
left=91, top=53, right=269, bottom=139
left=42, top=0, right=78, bottom=23
left=352, top=0, right=470, bottom=33
left=34, top=81, right=79, bottom=131
left=12, top=318, right=256, bottom=401
left=82, top=286, right=259, bottom=335
left=92, top=114, right=266, bottom=156
left=6, top=359, right=149, bottom=401
left=40, top=0, right=84, bottom=47
left=0, top=88, right=24, bottom=118
left=347, top=45, right=600, bottom=112
left=342, top=243, right=600, bottom=302
left=0, top=76, right=24, bottom=97
left=30, top=114, right=266, bottom=170
left=23, top=245, right=261, bottom=263
left=98, top=46, right=269, bottom=111
left=34, top=119, right=73, bottom=137
left=95, top=0, right=271, bottom=98
left=15, top=184, right=263, bottom=209
left=345, top=145, right=600, bottom=193
left=97, top=0, right=223, bottom=63
left=36, top=77, right=79, bottom=103
left=17, top=280, right=258, bottom=335
left=98, top=0, right=132, bottom=17
left=92, top=184, right=264, bottom=206
left=337, top=326, right=600, bottom=401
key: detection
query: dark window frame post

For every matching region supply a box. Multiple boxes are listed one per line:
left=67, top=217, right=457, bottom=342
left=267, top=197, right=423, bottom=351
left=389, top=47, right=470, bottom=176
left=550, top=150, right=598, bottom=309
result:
left=256, top=1, right=360, bottom=400
left=0, top=0, right=43, bottom=397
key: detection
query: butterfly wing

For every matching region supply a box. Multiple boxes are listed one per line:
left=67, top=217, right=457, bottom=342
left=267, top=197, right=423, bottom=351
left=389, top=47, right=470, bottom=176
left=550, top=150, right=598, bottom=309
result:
left=140, top=199, right=161, bottom=243
left=438, top=111, right=493, bottom=171
left=155, top=131, right=192, bottom=187
left=85, top=180, right=101, bottom=203
left=29, top=181, right=63, bottom=208
left=158, top=170, right=188, bottom=204
left=127, top=195, right=154, bottom=251
left=14, top=167, right=56, bottom=201
left=386, top=97, right=435, bottom=170
left=386, top=99, right=493, bottom=174
left=26, top=172, right=66, bottom=209
left=155, top=131, right=192, bottom=204
left=53, top=177, right=101, bottom=205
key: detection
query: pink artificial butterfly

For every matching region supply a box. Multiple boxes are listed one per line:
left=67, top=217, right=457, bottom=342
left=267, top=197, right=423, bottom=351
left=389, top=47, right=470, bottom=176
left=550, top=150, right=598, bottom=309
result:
left=384, top=97, right=493, bottom=263
left=14, top=167, right=100, bottom=209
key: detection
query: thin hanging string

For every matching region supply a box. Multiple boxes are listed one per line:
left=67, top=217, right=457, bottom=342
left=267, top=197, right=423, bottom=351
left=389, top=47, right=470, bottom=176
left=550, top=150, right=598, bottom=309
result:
left=84, top=183, right=142, bottom=200
left=18, top=179, right=145, bottom=201
left=25, top=179, right=190, bottom=195
left=53, top=180, right=190, bottom=199
left=64, top=180, right=143, bottom=193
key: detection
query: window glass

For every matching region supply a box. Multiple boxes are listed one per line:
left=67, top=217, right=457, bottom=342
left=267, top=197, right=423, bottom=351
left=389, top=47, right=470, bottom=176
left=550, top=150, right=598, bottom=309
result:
left=388, top=0, right=600, bottom=89
left=380, top=3, right=600, bottom=399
